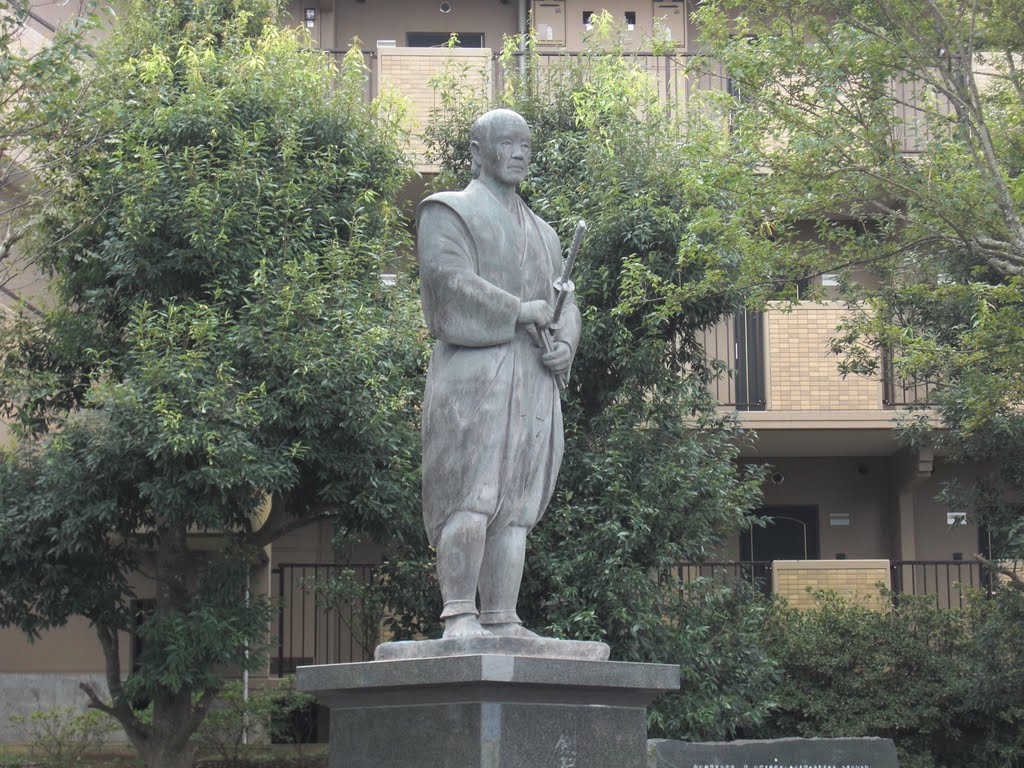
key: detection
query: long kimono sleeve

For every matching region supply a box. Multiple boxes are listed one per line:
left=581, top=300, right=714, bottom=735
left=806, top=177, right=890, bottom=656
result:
left=418, top=201, right=521, bottom=347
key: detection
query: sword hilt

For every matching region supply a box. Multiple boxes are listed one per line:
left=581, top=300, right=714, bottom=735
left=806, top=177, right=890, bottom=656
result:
left=552, top=219, right=586, bottom=325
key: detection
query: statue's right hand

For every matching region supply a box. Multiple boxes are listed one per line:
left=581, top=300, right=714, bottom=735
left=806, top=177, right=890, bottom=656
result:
left=518, top=299, right=554, bottom=329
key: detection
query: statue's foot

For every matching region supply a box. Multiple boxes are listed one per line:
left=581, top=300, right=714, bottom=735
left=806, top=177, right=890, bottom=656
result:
left=442, top=614, right=493, bottom=639
left=482, top=622, right=542, bottom=639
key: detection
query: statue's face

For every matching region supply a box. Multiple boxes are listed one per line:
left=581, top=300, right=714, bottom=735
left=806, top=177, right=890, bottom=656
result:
left=475, top=117, right=531, bottom=187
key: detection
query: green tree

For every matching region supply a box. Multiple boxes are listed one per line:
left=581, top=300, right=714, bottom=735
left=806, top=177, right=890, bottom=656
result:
left=697, top=0, right=1024, bottom=571
left=423, top=20, right=771, bottom=737
left=0, top=0, right=92, bottom=290
left=0, top=1, right=426, bottom=766
left=753, top=589, right=1024, bottom=768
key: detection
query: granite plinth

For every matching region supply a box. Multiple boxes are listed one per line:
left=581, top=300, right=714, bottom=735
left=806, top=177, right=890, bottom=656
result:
left=374, top=635, right=610, bottom=661
left=649, top=737, right=900, bottom=768
left=298, top=654, right=679, bottom=768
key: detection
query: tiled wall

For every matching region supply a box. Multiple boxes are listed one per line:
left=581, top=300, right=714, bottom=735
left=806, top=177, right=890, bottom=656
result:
left=767, top=302, right=881, bottom=411
left=773, top=559, right=891, bottom=610
left=376, top=47, right=494, bottom=169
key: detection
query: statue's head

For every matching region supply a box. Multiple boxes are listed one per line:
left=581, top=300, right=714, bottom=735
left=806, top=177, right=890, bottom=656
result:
left=469, top=108, right=531, bottom=186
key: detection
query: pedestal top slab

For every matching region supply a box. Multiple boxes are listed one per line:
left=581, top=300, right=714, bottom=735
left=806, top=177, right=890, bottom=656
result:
left=297, top=654, right=680, bottom=698
left=374, top=636, right=610, bottom=661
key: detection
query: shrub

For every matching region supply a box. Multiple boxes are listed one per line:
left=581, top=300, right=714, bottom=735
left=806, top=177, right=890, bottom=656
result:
left=751, top=587, right=1024, bottom=768
left=649, top=578, right=778, bottom=741
left=9, top=705, right=118, bottom=766
left=192, top=678, right=319, bottom=768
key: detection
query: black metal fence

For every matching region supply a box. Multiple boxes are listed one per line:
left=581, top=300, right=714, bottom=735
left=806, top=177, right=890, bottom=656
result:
left=660, top=561, right=774, bottom=595
left=698, top=311, right=767, bottom=410
left=882, top=347, right=936, bottom=407
left=270, top=559, right=995, bottom=674
left=889, top=559, right=991, bottom=609
left=666, top=560, right=993, bottom=609
left=272, top=563, right=378, bottom=675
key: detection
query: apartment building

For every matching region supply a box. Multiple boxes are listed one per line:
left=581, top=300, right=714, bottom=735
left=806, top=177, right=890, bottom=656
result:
left=274, top=0, right=985, bottom=594
left=0, top=0, right=995, bottom=740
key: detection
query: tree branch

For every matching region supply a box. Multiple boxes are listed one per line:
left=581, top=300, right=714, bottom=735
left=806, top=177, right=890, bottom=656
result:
left=82, top=623, right=151, bottom=740
left=245, top=491, right=330, bottom=550
left=1003, top=52, right=1024, bottom=106
left=973, top=553, right=1024, bottom=591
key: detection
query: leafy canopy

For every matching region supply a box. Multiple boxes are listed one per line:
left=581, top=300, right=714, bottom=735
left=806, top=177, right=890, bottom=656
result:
left=0, top=0, right=426, bottom=763
left=698, top=0, right=1024, bottom=566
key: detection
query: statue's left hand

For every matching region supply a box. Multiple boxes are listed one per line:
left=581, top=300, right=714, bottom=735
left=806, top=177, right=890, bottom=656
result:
left=542, top=340, right=572, bottom=375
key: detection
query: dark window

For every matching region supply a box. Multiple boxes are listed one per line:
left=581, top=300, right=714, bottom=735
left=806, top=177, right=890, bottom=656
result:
left=741, top=507, right=821, bottom=562
left=406, top=32, right=484, bottom=47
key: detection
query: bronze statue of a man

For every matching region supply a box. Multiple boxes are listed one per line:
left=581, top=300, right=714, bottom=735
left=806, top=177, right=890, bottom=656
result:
left=417, top=108, right=581, bottom=639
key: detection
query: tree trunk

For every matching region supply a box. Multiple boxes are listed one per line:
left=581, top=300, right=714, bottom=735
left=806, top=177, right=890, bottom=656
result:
left=126, top=525, right=204, bottom=768
left=134, top=738, right=197, bottom=768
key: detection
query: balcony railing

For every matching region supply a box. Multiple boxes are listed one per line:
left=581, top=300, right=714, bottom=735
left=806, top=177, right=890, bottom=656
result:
left=882, top=347, right=936, bottom=407
left=698, top=310, right=767, bottom=411
left=270, top=558, right=997, bottom=672
left=666, top=559, right=993, bottom=609
left=890, top=559, right=991, bottom=609
left=272, top=562, right=378, bottom=675
left=320, top=47, right=942, bottom=156
left=660, top=560, right=774, bottom=596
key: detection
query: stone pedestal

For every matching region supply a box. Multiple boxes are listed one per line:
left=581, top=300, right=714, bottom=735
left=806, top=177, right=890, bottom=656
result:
left=297, top=650, right=679, bottom=768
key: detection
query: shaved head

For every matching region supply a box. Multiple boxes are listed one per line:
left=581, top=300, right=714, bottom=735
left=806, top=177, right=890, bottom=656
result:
left=471, top=108, right=529, bottom=145
left=470, top=109, right=531, bottom=179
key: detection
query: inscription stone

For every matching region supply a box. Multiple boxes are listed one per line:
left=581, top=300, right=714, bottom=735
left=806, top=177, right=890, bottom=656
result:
left=648, top=737, right=899, bottom=768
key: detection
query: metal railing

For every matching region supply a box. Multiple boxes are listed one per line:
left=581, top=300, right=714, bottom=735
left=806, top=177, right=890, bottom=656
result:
left=269, top=559, right=995, bottom=673
left=272, top=562, right=378, bottom=675
left=882, top=347, right=936, bottom=407
left=661, top=561, right=774, bottom=595
left=666, top=559, right=993, bottom=609
left=890, top=559, right=991, bottom=609
left=316, top=47, right=943, bottom=155
left=698, top=310, right=767, bottom=410
left=496, top=51, right=730, bottom=116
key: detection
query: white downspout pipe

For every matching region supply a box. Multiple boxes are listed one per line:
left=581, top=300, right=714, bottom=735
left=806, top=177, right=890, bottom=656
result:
left=518, top=0, right=527, bottom=77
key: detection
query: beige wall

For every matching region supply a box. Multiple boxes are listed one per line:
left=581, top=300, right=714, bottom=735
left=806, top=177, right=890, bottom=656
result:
left=756, top=456, right=893, bottom=560
left=0, top=619, right=120, bottom=675
left=534, top=1, right=696, bottom=51
left=283, top=0, right=519, bottom=53
left=911, top=462, right=982, bottom=561
left=282, top=0, right=703, bottom=55
left=766, top=302, right=882, bottom=412
left=774, top=559, right=890, bottom=610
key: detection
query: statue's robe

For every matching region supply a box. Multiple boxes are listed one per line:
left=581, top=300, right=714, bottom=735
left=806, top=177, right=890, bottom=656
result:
left=417, top=179, right=581, bottom=547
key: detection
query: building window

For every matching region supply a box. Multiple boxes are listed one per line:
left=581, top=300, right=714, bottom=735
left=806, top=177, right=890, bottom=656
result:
left=407, top=32, right=484, bottom=47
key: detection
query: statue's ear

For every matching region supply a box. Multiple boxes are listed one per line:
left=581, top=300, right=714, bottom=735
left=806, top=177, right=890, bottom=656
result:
left=470, top=140, right=481, bottom=162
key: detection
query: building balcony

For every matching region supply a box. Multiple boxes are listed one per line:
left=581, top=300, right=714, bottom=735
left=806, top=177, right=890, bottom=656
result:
left=322, top=47, right=932, bottom=172
left=699, top=302, right=935, bottom=456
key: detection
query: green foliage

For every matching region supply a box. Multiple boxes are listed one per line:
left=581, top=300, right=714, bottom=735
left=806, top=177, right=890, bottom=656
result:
left=191, top=682, right=254, bottom=766
left=422, top=22, right=763, bottom=703
left=649, top=580, right=779, bottom=741
left=192, top=678, right=318, bottom=767
left=0, top=0, right=424, bottom=765
left=9, top=706, right=118, bottom=767
left=696, top=0, right=1024, bottom=562
left=752, top=588, right=1024, bottom=768
left=0, top=0, right=93, bottom=290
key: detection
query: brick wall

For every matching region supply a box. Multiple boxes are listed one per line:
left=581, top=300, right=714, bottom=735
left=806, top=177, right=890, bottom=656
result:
left=767, top=302, right=881, bottom=411
left=376, top=47, right=493, bottom=169
left=773, top=559, right=891, bottom=610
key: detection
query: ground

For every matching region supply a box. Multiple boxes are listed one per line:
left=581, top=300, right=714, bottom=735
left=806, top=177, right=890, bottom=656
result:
left=0, top=744, right=329, bottom=767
